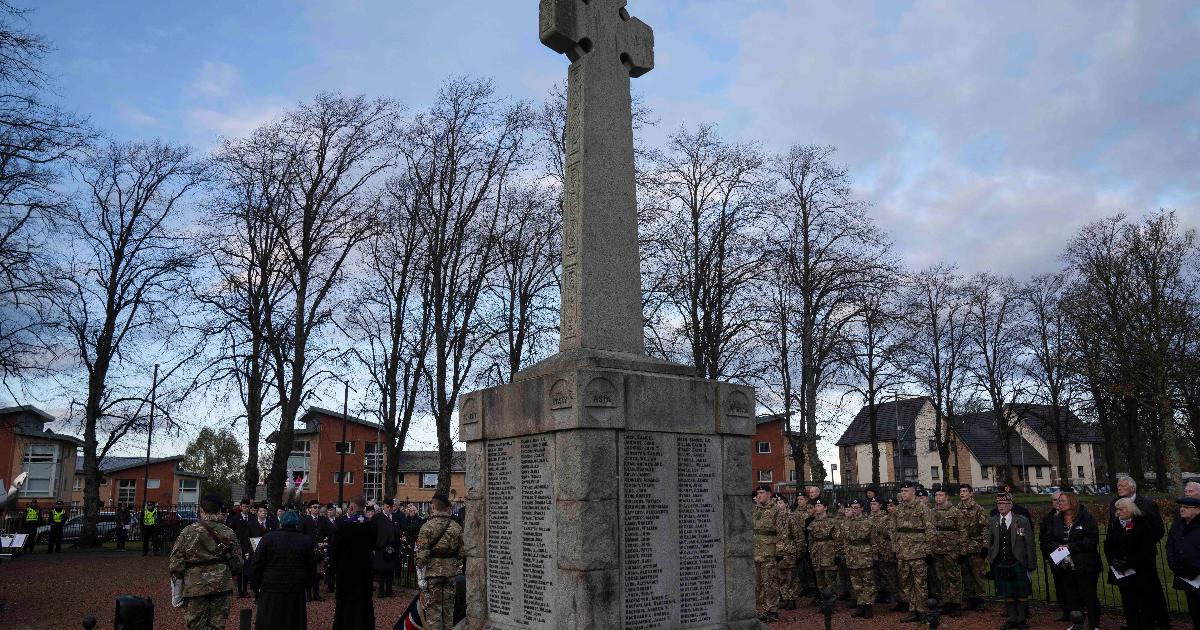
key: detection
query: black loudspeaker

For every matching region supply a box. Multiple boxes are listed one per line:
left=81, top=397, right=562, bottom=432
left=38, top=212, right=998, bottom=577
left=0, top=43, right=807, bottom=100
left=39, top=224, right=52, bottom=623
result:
left=113, top=595, right=153, bottom=630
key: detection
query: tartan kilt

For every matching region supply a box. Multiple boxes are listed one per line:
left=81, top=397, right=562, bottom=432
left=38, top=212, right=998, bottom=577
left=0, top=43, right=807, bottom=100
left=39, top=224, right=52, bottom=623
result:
left=992, top=562, right=1032, bottom=597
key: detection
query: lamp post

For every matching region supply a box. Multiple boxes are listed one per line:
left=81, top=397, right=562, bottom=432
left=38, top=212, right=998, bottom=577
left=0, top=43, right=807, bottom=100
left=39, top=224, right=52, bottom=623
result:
left=337, top=380, right=350, bottom=507
left=141, top=363, right=160, bottom=507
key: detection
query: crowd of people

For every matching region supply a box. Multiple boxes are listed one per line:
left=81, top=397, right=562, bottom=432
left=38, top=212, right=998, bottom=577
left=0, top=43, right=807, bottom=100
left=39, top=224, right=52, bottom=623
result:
left=753, top=476, right=1200, bottom=630
left=167, top=493, right=465, bottom=630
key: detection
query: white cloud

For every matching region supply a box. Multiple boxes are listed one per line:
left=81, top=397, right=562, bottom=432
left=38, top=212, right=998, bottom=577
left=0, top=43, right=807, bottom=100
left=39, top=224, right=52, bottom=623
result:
left=189, top=103, right=285, bottom=141
left=115, top=104, right=162, bottom=128
left=191, top=61, right=241, bottom=98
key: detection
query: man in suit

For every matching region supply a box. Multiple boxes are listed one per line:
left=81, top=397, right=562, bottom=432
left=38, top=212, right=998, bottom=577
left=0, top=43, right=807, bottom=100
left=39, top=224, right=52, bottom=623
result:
left=989, top=492, right=1036, bottom=630
left=300, top=501, right=322, bottom=601
left=226, top=499, right=253, bottom=598
left=1111, top=476, right=1169, bottom=629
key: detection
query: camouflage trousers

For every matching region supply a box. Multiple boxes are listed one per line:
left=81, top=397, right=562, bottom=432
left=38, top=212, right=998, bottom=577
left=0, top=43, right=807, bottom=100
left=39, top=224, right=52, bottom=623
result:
left=183, top=592, right=232, bottom=630
left=876, top=559, right=901, bottom=601
left=898, top=558, right=928, bottom=613
left=777, top=557, right=798, bottom=602
left=423, top=576, right=456, bottom=630
left=814, top=566, right=839, bottom=595
left=961, top=554, right=987, bottom=598
left=849, top=567, right=876, bottom=605
left=933, top=554, right=962, bottom=605
left=756, top=559, right=779, bottom=612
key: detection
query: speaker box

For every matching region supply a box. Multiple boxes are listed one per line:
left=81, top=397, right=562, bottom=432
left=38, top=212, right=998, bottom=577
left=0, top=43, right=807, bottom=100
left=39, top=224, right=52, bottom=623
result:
left=114, top=595, right=153, bottom=630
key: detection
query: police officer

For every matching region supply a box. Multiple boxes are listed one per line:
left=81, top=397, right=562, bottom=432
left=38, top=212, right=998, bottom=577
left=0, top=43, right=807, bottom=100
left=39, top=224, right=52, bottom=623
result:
left=752, top=485, right=785, bottom=622
left=807, top=497, right=838, bottom=604
left=47, top=500, right=67, bottom=553
left=168, top=496, right=240, bottom=630
left=775, top=495, right=800, bottom=610
left=844, top=499, right=876, bottom=618
left=957, top=483, right=989, bottom=611
left=22, top=500, right=40, bottom=551
left=893, top=480, right=933, bottom=623
left=415, top=492, right=464, bottom=630
left=142, top=500, right=160, bottom=556
left=930, top=485, right=965, bottom=616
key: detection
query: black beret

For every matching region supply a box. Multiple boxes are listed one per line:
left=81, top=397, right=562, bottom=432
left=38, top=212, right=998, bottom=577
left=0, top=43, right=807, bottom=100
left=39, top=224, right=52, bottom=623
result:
left=854, top=498, right=869, bottom=508
left=886, top=498, right=897, bottom=506
left=1177, top=497, right=1200, bottom=507
left=756, top=484, right=772, bottom=494
left=916, top=488, right=929, bottom=497
left=811, top=497, right=825, bottom=506
left=900, top=480, right=916, bottom=489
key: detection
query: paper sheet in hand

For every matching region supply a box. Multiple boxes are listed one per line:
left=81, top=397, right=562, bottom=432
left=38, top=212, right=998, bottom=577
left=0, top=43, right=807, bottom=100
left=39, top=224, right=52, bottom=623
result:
left=250, top=536, right=262, bottom=552
left=1111, top=566, right=1136, bottom=580
left=1184, top=576, right=1200, bottom=590
left=1050, top=547, right=1071, bottom=565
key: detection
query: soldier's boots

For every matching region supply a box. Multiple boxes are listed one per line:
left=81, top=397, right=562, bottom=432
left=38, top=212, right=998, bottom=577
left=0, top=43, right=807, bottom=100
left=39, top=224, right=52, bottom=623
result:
left=863, top=605, right=874, bottom=619
left=851, top=605, right=866, bottom=618
left=946, top=602, right=962, bottom=617
left=781, top=600, right=795, bottom=610
left=901, top=612, right=925, bottom=623
left=891, top=601, right=909, bottom=612
left=759, top=611, right=781, bottom=622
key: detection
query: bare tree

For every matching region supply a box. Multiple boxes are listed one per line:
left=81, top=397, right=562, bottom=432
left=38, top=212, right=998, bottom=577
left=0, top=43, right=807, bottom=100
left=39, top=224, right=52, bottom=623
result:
left=1019, top=272, right=1080, bottom=487
left=0, top=2, right=88, bottom=385
left=763, top=145, right=891, bottom=483
left=400, top=77, right=533, bottom=495
left=641, top=124, right=768, bottom=380
left=48, top=139, right=207, bottom=545
left=343, top=174, right=432, bottom=500
left=262, top=93, right=399, bottom=503
left=838, top=289, right=909, bottom=485
left=964, top=272, right=1027, bottom=486
left=904, top=264, right=974, bottom=485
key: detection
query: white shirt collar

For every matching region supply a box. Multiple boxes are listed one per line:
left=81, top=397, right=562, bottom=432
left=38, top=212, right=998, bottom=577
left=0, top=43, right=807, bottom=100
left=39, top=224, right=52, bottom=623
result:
left=1002, top=513, right=1012, bottom=528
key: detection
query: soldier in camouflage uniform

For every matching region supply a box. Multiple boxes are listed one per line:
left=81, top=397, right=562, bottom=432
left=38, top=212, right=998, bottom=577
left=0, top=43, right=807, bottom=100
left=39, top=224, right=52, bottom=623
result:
left=775, top=496, right=801, bottom=609
left=416, top=492, right=465, bottom=630
left=957, top=483, right=989, bottom=611
left=930, top=486, right=965, bottom=616
left=752, top=485, right=786, bottom=622
left=893, top=480, right=934, bottom=623
left=843, top=499, right=876, bottom=618
left=168, top=497, right=241, bottom=630
left=835, top=503, right=854, bottom=601
left=793, top=493, right=816, bottom=597
left=806, top=498, right=839, bottom=604
left=871, top=498, right=901, bottom=608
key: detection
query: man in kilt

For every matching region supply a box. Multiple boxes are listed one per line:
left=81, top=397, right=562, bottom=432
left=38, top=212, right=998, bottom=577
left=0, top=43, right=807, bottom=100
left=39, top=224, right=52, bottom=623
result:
left=988, top=492, right=1036, bottom=630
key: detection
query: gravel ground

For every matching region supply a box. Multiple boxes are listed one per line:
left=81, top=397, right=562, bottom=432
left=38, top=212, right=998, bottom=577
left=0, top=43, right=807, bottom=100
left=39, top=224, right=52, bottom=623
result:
left=0, top=550, right=416, bottom=629
left=769, top=599, right=1131, bottom=630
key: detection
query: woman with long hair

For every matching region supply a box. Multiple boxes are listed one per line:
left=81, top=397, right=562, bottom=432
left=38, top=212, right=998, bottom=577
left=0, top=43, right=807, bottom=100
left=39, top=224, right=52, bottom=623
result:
left=1047, top=490, right=1101, bottom=630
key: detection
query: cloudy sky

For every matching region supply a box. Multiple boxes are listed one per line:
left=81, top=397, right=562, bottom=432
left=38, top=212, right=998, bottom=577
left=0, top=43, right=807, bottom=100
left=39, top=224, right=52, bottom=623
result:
left=25, top=1, right=1200, bottom=462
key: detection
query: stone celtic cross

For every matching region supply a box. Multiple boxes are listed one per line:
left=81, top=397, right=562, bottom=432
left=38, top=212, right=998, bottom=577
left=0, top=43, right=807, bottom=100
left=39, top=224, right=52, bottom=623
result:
left=540, top=0, right=654, bottom=355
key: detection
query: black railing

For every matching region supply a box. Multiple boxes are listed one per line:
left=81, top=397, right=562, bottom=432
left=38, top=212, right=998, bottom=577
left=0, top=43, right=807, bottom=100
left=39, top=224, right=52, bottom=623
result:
left=1, top=504, right=198, bottom=550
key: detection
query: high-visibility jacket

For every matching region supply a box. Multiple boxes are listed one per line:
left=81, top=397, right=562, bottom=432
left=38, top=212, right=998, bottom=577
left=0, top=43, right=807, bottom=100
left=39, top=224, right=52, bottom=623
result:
left=51, top=509, right=66, bottom=525
left=142, top=508, right=157, bottom=526
left=24, top=507, right=38, bottom=522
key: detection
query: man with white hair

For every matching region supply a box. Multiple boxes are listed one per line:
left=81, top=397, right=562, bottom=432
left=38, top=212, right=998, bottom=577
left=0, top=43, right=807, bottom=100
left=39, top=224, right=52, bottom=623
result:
left=1111, top=476, right=1169, bottom=628
left=1185, top=481, right=1200, bottom=499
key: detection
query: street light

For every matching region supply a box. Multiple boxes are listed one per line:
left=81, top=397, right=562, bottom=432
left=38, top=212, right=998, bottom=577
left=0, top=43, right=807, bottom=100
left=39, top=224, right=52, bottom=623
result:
left=141, top=364, right=160, bottom=508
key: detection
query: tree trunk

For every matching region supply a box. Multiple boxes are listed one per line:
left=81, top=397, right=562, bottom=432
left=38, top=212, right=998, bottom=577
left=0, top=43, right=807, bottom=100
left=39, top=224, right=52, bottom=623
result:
left=867, top=400, right=880, bottom=486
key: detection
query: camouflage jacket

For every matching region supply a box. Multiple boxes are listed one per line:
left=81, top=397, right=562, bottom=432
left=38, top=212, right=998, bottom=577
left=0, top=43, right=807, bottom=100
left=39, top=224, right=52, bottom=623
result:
left=415, top=514, right=464, bottom=578
left=752, top=503, right=787, bottom=562
left=168, top=513, right=240, bottom=598
left=841, top=513, right=874, bottom=569
left=790, top=510, right=808, bottom=555
left=891, top=500, right=934, bottom=561
left=870, top=510, right=895, bottom=560
left=957, top=499, right=989, bottom=552
left=807, top=514, right=839, bottom=569
left=930, top=503, right=965, bottom=554
left=776, top=509, right=801, bottom=564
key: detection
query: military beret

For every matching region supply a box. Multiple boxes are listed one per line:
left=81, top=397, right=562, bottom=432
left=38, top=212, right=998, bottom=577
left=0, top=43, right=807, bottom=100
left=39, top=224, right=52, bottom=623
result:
left=900, top=480, right=916, bottom=489
left=916, top=488, right=929, bottom=497
left=996, top=492, right=1013, bottom=501
left=885, top=498, right=897, bottom=506
left=811, top=497, right=825, bottom=506
left=1178, top=496, right=1200, bottom=507
left=854, top=498, right=869, bottom=508
left=756, top=484, right=772, bottom=494
left=868, top=496, right=881, bottom=504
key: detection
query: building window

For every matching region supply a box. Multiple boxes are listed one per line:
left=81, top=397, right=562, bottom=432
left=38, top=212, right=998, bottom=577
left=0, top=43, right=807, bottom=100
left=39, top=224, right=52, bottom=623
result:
left=756, top=441, right=771, bottom=454
left=928, top=439, right=937, bottom=452
left=72, top=477, right=81, bottom=492
left=288, top=440, right=311, bottom=490
left=420, top=473, right=438, bottom=489
left=397, top=473, right=406, bottom=486
left=146, top=479, right=161, bottom=489
left=1016, top=467, right=1025, bottom=481
left=981, top=466, right=990, bottom=479
left=1077, top=465, right=1085, bottom=478
left=335, top=441, right=355, bottom=454
left=930, top=466, right=940, bottom=480
left=1074, top=443, right=1082, bottom=453
left=333, top=472, right=355, bottom=485
left=101, top=477, right=109, bottom=486
left=1035, top=467, right=1044, bottom=479
left=178, top=478, right=199, bottom=504
left=757, top=470, right=773, bottom=483
left=117, top=479, right=137, bottom=505
left=952, top=466, right=959, bottom=480
left=902, top=467, right=917, bottom=481
left=20, top=444, right=58, bottom=497
left=364, top=442, right=383, bottom=501
left=789, top=469, right=797, bottom=481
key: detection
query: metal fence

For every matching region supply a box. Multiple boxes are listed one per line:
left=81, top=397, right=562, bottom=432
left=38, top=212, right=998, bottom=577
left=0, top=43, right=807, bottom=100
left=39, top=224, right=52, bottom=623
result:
left=0, top=504, right=198, bottom=550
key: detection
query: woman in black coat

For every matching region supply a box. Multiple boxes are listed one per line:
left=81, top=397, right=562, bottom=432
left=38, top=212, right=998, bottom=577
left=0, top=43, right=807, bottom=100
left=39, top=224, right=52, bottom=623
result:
left=331, top=500, right=376, bottom=630
left=1104, top=497, right=1159, bottom=629
left=251, top=510, right=314, bottom=630
left=1167, top=496, right=1200, bottom=629
left=1046, top=491, right=1101, bottom=630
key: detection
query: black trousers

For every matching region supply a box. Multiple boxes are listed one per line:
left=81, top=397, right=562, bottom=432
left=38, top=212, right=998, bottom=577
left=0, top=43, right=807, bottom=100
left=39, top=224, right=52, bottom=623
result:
left=1117, top=574, right=1162, bottom=630
left=48, top=525, right=62, bottom=553
left=1141, top=565, right=1172, bottom=628
left=141, top=525, right=156, bottom=555
left=1062, top=570, right=1101, bottom=630
left=23, top=523, right=37, bottom=550
left=115, top=527, right=127, bottom=550
left=1186, top=591, right=1200, bottom=630
left=1050, top=563, right=1069, bottom=614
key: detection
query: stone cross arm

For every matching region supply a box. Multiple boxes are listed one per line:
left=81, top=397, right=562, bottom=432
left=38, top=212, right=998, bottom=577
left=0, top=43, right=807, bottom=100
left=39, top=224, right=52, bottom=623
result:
left=540, top=0, right=654, bottom=77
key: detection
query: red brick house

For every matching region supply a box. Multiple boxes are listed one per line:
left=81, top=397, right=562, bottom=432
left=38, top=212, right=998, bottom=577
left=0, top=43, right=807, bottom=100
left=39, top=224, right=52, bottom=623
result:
left=70, top=455, right=206, bottom=507
left=267, top=407, right=465, bottom=505
left=0, top=406, right=83, bottom=503
left=751, top=414, right=792, bottom=491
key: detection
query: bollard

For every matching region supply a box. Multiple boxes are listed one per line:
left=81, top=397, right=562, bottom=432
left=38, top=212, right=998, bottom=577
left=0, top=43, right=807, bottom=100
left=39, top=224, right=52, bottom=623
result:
left=239, top=608, right=252, bottom=630
left=1068, top=610, right=1085, bottom=630
left=81, top=617, right=96, bottom=630
left=926, top=597, right=942, bottom=629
